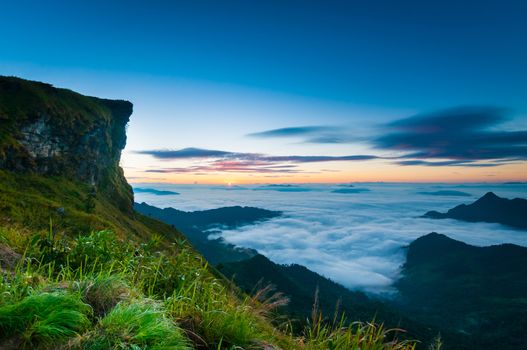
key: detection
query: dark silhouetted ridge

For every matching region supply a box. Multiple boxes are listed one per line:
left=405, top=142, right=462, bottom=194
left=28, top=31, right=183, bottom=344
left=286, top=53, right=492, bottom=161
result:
left=396, top=232, right=527, bottom=349
left=423, top=192, right=527, bottom=229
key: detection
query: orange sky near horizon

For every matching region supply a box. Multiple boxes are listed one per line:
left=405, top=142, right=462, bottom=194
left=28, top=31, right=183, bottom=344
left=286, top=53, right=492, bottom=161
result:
left=122, top=159, right=527, bottom=185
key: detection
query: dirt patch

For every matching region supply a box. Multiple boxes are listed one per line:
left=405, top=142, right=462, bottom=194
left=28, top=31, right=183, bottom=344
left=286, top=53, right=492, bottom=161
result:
left=0, top=243, right=21, bottom=269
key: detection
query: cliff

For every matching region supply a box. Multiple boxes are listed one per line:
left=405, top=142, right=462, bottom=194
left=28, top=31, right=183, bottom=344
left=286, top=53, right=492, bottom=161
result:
left=0, top=76, right=133, bottom=213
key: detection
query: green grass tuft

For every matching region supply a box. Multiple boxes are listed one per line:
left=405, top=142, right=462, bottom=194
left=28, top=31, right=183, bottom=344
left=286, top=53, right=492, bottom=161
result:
left=82, top=300, right=190, bottom=350
left=74, top=275, right=136, bottom=318
left=0, top=291, right=92, bottom=349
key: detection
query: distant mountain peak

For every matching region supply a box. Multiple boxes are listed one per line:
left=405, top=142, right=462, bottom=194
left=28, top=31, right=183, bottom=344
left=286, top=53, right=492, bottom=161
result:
left=423, top=192, right=527, bottom=229
left=479, top=191, right=499, bottom=200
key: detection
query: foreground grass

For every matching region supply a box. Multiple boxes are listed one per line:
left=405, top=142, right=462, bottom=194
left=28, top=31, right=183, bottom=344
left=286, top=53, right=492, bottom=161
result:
left=0, top=291, right=91, bottom=348
left=80, top=300, right=190, bottom=350
left=0, top=225, right=419, bottom=350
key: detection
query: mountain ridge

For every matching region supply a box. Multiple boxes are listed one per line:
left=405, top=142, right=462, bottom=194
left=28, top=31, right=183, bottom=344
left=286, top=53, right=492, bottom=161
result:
left=395, top=232, right=527, bottom=350
left=423, top=192, right=527, bottom=229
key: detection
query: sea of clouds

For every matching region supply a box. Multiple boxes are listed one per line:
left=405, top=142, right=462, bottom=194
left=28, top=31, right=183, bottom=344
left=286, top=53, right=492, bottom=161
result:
left=134, top=182, right=527, bottom=294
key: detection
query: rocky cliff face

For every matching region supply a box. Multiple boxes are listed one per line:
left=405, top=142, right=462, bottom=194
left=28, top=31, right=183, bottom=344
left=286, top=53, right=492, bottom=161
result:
left=0, top=76, right=134, bottom=212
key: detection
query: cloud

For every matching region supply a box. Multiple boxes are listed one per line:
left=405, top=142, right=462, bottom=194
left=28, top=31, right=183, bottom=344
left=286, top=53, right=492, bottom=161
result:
left=264, top=155, right=378, bottom=162
left=138, top=148, right=377, bottom=163
left=331, top=188, right=370, bottom=194
left=138, top=148, right=378, bottom=174
left=140, top=183, right=527, bottom=293
left=146, top=160, right=306, bottom=174
left=136, top=147, right=235, bottom=159
left=247, top=125, right=358, bottom=144
left=376, top=106, right=527, bottom=163
left=254, top=184, right=316, bottom=192
left=396, top=160, right=501, bottom=167
left=247, top=126, right=337, bottom=138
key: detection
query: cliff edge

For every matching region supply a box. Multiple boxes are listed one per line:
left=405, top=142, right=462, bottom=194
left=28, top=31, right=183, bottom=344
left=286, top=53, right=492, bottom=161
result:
left=0, top=76, right=133, bottom=212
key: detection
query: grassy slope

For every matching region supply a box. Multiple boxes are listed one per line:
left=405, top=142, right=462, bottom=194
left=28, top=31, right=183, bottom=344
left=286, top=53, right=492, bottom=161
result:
left=0, top=170, right=181, bottom=242
left=0, top=172, right=296, bottom=349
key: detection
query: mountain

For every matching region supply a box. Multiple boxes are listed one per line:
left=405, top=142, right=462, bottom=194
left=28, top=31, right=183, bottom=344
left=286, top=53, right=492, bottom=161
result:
left=219, top=254, right=374, bottom=321
left=133, top=187, right=180, bottom=195
left=135, top=202, right=281, bottom=230
left=423, top=192, right=527, bottom=229
left=134, top=202, right=280, bottom=263
left=395, top=232, right=527, bottom=350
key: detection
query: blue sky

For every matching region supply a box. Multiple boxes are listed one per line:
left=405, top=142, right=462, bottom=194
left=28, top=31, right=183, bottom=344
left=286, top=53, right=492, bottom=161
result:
left=1, top=0, right=526, bottom=183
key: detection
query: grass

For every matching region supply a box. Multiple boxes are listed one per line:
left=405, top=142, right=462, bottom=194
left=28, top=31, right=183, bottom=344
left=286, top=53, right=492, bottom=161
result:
left=80, top=300, right=190, bottom=350
left=0, top=291, right=92, bottom=349
left=74, top=275, right=136, bottom=317
left=0, top=170, right=181, bottom=242
left=0, top=226, right=420, bottom=350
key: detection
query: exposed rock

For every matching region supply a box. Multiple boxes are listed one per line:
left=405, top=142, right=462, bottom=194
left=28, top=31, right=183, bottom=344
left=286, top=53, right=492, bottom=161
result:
left=0, top=76, right=134, bottom=212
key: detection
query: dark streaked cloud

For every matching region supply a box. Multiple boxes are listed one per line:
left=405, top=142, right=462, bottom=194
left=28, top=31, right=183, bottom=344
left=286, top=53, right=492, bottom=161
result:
left=137, top=148, right=378, bottom=163
left=265, top=155, right=377, bottom=162
left=396, top=160, right=501, bottom=167
left=136, top=147, right=234, bottom=159
left=376, top=106, right=527, bottom=163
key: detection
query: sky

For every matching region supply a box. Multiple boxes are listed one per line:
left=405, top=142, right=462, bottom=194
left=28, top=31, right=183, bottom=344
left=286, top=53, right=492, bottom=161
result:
left=1, top=0, right=526, bottom=183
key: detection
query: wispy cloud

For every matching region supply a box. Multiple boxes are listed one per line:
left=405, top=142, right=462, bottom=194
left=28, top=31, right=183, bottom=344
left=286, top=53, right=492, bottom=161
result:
left=247, top=125, right=357, bottom=144
left=247, top=126, right=337, bottom=138
left=145, top=160, right=305, bottom=174
left=137, top=148, right=379, bottom=174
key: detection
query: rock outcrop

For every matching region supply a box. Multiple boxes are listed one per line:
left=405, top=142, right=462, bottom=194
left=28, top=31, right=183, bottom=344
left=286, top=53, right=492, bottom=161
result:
left=0, top=76, right=133, bottom=212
